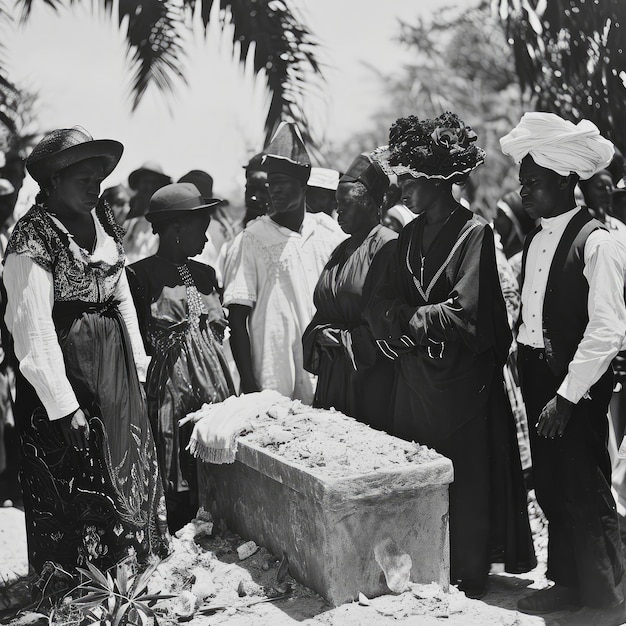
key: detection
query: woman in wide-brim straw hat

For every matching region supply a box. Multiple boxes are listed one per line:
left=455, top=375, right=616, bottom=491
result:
left=365, top=112, right=536, bottom=597
left=3, top=126, right=170, bottom=578
left=127, top=183, right=236, bottom=532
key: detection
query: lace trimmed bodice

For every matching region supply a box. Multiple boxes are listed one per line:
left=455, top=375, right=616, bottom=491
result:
left=5, top=203, right=126, bottom=302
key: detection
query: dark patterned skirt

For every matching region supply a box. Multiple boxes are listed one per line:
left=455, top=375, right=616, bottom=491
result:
left=146, top=320, right=235, bottom=531
left=14, top=300, right=169, bottom=573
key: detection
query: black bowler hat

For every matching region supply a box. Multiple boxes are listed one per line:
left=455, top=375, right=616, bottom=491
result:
left=145, top=183, right=223, bottom=223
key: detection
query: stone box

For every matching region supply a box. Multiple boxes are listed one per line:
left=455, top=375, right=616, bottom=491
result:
left=198, top=423, right=453, bottom=606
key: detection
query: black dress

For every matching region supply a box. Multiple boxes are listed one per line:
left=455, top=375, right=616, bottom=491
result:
left=365, top=207, right=535, bottom=590
left=4, top=204, right=169, bottom=572
left=303, top=224, right=397, bottom=430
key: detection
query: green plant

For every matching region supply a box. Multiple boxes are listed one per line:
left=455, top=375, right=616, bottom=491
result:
left=72, top=560, right=175, bottom=626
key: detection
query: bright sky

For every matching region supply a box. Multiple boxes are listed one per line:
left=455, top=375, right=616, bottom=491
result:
left=4, top=0, right=475, bottom=204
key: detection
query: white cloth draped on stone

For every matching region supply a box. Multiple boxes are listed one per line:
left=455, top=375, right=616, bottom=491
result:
left=500, top=112, right=614, bottom=180
left=183, top=390, right=286, bottom=464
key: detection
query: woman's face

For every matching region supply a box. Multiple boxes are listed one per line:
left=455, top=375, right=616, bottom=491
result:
left=399, top=176, right=439, bottom=214
left=177, top=210, right=212, bottom=257
left=336, top=182, right=376, bottom=235
left=53, top=158, right=106, bottom=215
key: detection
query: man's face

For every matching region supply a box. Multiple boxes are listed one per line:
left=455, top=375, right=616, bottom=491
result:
left=307, top=187, right=336, bottom=215
left=244, top=170, right=270, bottom=218
left=519, top=156, right=568, bottom=220
left=136, top=172, right=167, bottom=198
left=267, top=172, right=305, bottom=215
left=584, top=171, right=614, bottom=212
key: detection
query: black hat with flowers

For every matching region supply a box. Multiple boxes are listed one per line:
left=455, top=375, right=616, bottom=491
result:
left=376, top=112, right=485, bottom=181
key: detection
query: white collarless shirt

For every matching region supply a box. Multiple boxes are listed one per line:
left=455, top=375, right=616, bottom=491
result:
left=519, top=207, right=626, bottom=403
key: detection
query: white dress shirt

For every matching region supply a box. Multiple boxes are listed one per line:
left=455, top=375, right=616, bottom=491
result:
left=223, top=213, right=346, bottom=403
left=519, top=207, right=626, bottom=403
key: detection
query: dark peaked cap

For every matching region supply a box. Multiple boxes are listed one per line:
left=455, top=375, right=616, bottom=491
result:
left=340, top=152, right=389, bottom=206
left=262, top=122, right=311, bottom=182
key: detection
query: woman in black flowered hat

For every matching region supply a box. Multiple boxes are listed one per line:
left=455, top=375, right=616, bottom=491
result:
left=3, top=127, right=170, bottom=579
left=366, top=113, right=535, bottom=597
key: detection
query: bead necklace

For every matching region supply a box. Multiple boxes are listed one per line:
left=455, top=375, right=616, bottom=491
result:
left=176, top=263, right=208, bottom=326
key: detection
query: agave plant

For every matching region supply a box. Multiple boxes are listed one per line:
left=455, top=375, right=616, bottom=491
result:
left=72, top=560, right=175, bottom=626
left=8, top=0, right=321, bottom=145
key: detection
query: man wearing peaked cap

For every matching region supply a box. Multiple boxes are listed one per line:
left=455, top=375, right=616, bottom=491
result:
left=501, top=112, right=626, bottom=625
left=124, top=161, right=172, bottom=264
left=243, top=152, right=271, bottom=226
left=307, top=167, right=340, bottom=216
left=261, top=121, right=311, bottom=182
left=223, top=122, right=346, bottom=402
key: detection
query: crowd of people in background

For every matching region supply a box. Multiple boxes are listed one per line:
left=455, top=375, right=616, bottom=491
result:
left=1, top=109, right=626, bottom=625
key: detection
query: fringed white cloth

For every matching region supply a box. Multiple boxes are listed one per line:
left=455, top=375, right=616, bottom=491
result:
left=182, top=390, right=286, bottom=464
left=500, top=112, right=614, bottom=180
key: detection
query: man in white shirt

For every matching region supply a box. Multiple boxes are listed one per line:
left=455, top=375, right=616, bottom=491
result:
left=501, top=113, right=626, bottom=625
left=223, top=123, right=345, bottom=403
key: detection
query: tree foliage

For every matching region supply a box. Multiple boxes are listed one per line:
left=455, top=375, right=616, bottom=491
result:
left=495, top=0, right=626, bottom=151
left=324, top=2, right=527, bottom=216
left=12, top=0, right=321, bottom=145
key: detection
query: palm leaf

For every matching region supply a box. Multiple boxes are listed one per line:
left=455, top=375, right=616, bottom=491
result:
left=6, top=0, right=321, bottom=144
left=217, top=0, right=322, bottom=146
left=15, top=0, right=62, bottom=22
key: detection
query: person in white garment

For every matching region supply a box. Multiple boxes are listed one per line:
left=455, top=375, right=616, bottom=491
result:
left=501, top=112, right=626, bottom=626
left=223, top=122, right=345, bottom=403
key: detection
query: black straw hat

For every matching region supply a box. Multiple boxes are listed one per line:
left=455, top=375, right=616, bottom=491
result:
left=25, top=126, right=123, bottom=185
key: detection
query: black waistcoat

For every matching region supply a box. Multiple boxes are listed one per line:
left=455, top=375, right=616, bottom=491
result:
left=520, top=208, right=606, bottom=378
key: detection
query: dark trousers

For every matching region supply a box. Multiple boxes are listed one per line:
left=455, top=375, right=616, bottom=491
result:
left=519, top=345, right=624, bottom=608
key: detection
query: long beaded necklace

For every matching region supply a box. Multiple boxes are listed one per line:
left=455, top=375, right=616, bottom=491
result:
left=176, top=263, right=208, bottom=326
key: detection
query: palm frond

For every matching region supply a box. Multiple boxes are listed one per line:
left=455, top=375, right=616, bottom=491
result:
left=15, top=0, right=63, bottom=23
left=114, top=0, right=188, bottom=110
left=217, top=0, right=322, bottom=147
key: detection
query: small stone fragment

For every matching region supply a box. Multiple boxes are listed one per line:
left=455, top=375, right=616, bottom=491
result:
left=190, top=567, right=216, bottom=600
left=358, top=592, right=371, bottom=606
left=237, top=580, right=247, bottom=597
left=237, top=540, right=258, bottom=560
left=174, top=590, right=198, bottom=619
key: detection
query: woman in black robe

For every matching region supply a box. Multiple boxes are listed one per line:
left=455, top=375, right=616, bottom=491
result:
left=303, top=153, right=397, bottom=430
left=366, top=113, right=535, bottom=597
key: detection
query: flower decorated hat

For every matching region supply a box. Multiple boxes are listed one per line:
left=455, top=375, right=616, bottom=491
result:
left=373, top=112, right=485, bottom=181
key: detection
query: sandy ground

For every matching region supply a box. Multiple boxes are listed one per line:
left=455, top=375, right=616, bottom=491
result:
left=0, top=504, right=606, bottom=626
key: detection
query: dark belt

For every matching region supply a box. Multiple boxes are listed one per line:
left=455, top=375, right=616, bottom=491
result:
left=518, top=343, right=547, bottom=360
left=52, top=298, right=120, bottom=324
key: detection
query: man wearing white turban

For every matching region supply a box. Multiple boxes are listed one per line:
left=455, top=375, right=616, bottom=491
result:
left=501, top=113, right=626, bottom=625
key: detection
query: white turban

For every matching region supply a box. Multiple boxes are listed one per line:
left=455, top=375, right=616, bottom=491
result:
left=500, top=112, right=614, bottom=180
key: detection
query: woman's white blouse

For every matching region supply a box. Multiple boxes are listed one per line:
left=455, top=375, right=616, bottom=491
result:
left=4, top=211, right=149, bottom=421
